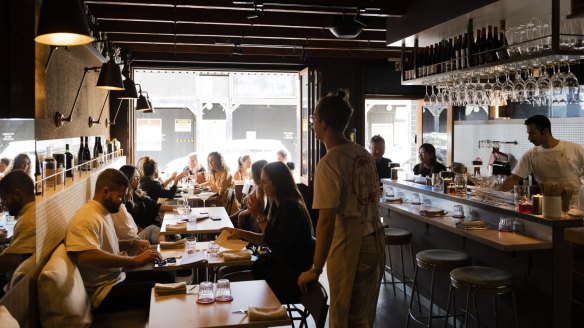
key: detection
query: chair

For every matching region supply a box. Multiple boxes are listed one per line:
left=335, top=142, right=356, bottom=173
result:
left=226, top=187, right=236, bottom=214
left=218, top=269, right=254, bottom=282
left=382, top=227, right=416, bottom=300
left=300, top=281, right=329, bottom=328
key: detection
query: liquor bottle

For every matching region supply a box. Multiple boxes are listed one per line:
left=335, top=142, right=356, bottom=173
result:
left=43, top=146, right=56, bottom=189
left=455, top=35, right=461, bottom=70
left=461, top=33, right=468, bottom=69
left=499, top=20, right=510, bottom=59
left=34, top=149, right=42, bottom=196
left=78, top=136, right=85, bottom=171
left=65, top=144, right=74, bottom=177
left=83, top=136, right=91, bottom=170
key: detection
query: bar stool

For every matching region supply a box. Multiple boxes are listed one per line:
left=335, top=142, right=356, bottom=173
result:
left=443, top=266, right=518, bottom=328
left=382, top=228, right=416, bottom=299
left=406, top=249, right=471, bottom=328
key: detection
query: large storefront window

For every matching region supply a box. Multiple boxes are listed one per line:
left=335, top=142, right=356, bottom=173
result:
left=133, top=70, right=299, bottom=177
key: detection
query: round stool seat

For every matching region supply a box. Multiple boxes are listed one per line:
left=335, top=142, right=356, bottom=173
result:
left=450, top=266, right=514, bottom=292
left=416, top=249, right=471, bottom=271
left=385, top=228, right=412, bottom=245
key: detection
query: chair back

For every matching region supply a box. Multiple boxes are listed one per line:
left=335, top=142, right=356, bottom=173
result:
left=301, top=281, right=329, bottom=328
left=219, top=270, right=254, bottom=282
left=226, top=187, right=236, bottom=213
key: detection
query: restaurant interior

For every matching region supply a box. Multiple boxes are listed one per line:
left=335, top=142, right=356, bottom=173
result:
left=2, top=0, right=584, bottom=327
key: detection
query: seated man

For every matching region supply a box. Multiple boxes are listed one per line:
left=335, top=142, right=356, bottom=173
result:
left=369, top=135, right=392, bottom=180
left=66, top=169, right=172, bottom=313
left=0, top=171, right=36, bottom=290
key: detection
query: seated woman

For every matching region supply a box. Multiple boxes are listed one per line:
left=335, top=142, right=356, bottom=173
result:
left=200, top=152, right=239, bottom=214
left=184, top=152, right=206, bottom=184
left=235, top=159, right=268, bottom=232
left=223, top=161, right=314, bottom=302
left=138, top=156, right=181, bottom=188
left=10, top=154, right=32, bottom=179
left=413, top=143, right=447, bottom=177
left=139, top=156, right=187, bottom=203
left=120, top=165, right=174, bottom=229
left=233, top=155, right=251, bottom=181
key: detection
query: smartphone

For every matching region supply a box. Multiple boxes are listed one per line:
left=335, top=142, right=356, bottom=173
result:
left=210, top=216, right=222, bottom=221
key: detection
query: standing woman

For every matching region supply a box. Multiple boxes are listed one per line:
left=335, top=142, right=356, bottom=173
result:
left=139, top=156, right=187, bottom=203
left=201, top=152, right=238, bottom=213
left=233, top=155, right=251, bottom=181
left=413, top=143, right=447, bottom=177
left=184, top=152, right=206, bottom=184
left=223, top=161, right=314, bottom=302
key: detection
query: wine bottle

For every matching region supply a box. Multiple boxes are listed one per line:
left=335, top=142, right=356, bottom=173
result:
left=461, top=33, right=468, bottom=69
left=93, top=136, right=99, bottom=168
left=43, top=146, right=56, bottom=189
left=78, top=136, right=85, bottom=172
left=83, top=136, right=91, bottom=170
left=65, top=144, right=74, bottom=177
left=34, top=148, right=42, bottom=196
left=96, top=136, right=104, bottom=165
left=499, top=20, right=510, bottom=59
left=486, top=25, right=495, bottom=63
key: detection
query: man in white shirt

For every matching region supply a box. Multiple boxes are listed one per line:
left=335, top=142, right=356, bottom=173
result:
left=66, top=169, right=171, bottom=313
left=0, top=170, right=36, bottom=276
left=298, top=90, right=385, bottom=327
left=499, top=115, right=584, bottom=200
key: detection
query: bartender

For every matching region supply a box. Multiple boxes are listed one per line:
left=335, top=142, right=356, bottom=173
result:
left=499, top=115, right=584, bottom=200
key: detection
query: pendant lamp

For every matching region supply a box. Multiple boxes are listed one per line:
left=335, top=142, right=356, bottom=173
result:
left=35, top=0, right=93, bottom=46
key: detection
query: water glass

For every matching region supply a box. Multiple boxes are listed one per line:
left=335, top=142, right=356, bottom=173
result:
left=411, top=193, right=421, bottom=205
left=186, top=237, right=197, bottom=254
left=384, top=186, right=395, bottom=199
left=208, top=241, right=220, bottom=257
left=215, top=279, right=233, bottom=302
left=5, top=215, right=15, bottom=225
left=454, top=174, right=467, bottom=196
left=197, top=281, right=215, bottom=304
left=498, top=217, right=513, bottom=232
left=453, top=205, right=465, bottom=218
left=514, top=185, right=527, bottom=211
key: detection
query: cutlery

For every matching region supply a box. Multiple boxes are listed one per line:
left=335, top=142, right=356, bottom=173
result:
left=232, top=309, right=248, bottom=314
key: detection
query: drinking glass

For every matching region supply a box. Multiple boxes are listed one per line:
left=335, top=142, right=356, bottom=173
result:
left=561, top=186, right=574, bottom=217
left=550, top=63, right=565, bottom=103
left=199, top=192, right=211, bottom=208
left=514, top=185, right=527, bottom=211
left=453, top=205, right=465, bottom=219
left=536, top=65, right=551, bottom=106
left=208, top=241, right=220, bottom=258
left=454, top=174, right=467, bottom=196
left=197, top=281, right=215, bottom=304
left=186, top=236, right=197, bottom=254
left=411, top=193, right=421, bottom=205
left=215, top=279, right=233, bottom=302
left=564, top=63, right=579, bottom=104
left=177, top=203, right=190, bottom=222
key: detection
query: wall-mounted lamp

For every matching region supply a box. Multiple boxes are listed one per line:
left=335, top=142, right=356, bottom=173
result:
left=135, top=84, right=151, bottom=111
left=55, top=60, right=125, bottom=127
left=107, top=78, right=139, bottom=127
left=35, top=0, right=93, bottom=46
left=142, top=92, right=155, bottom=114
left=88, top=91, right=110, bottom=128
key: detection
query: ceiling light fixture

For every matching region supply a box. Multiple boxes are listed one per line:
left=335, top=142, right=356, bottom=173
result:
left=246, top=1, right=262, bottom=19
left=35, top=0, right=93, bottom=46
left=329, top=14, right=367, bottom=39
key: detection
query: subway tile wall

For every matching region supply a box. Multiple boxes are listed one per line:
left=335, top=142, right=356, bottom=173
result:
left=453, top=119, right=584, bottom=173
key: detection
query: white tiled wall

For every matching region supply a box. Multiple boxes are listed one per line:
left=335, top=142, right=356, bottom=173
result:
left=453, top=119, right=584, bottom=173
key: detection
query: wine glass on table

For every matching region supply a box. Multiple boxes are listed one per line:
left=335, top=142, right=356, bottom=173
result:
left=199, top=192, right=211, bottom=209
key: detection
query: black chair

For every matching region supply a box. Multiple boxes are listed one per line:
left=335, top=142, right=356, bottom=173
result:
left=300, top=281, right=329, bottom=328
left=218, top=269, right=254, bottom=282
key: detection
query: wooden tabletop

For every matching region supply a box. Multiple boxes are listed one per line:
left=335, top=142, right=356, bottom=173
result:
left=565, top=227, right=584, bottom=246
left=161, top=207, right=233, bottom=235
left=148, top=280, right=291, bottom=328
left=382, top=201, right=552, bottom=251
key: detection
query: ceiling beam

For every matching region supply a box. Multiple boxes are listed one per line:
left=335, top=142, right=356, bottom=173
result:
left=87, top=4, right=386, bottom=30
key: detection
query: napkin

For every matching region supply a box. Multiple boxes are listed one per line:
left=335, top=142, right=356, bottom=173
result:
left=165, top=222, right=187, bottom=231
left=248, top=306, right=289, bottom=321
left=216, top=230, right=249, bottom=250
left=456, top=220, right=488, bottom=229
left=222, top=250, right=252, bottom=261
left=385, top=197, right=403, bottom=204
left=159, top=239, right=186, bottom=249
left=154, top=282, right=187, bottom=296
left=419, top=208, right=446, bottom=217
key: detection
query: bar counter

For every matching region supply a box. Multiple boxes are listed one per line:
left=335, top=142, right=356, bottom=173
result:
left=380, top=179, right=583, bottom=328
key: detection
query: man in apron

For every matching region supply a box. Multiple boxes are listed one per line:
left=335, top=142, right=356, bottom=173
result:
left=298, top=90, right=385, bottom=328
left=499, top=115, right=584, bottom=206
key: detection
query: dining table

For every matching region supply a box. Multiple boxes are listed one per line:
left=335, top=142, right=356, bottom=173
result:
left=160, top=206, right=233, bottom=235
left=148, top=280, right=291, bottom=327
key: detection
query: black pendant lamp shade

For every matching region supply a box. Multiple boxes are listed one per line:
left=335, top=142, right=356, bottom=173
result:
left=35, top=0, right=93, bottom=46
left=135, top=94, right=150, bottom=111
left=329, top=15, right=366, bottom=39
left=96, top=60, right=125, bottom=90
left=119, top=78, right=139, bottom=99
left=143, top=93, right=154, bottom=113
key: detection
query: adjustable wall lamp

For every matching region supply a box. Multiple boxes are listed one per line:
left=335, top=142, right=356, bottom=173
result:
left=54, top=66, right=100, bottom=127
left=142, top=92, right=155, bottom=114
left=135, top=84, right=151, bottom=111
left=35, top=0, right=93, bottom=46
left=107, top=78, right=139, bottom=127
left=88, top=91, right=109, bottom=128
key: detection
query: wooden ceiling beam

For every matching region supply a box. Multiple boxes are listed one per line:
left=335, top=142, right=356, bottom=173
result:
left=85, top=0, right=406, bottom=17
left=87, top=4, right=386, bottom=30
left=99, top=20, right=386, bottom=41
left=108, top=33, right=388, bottom=49
left=115, top=42, right=399, bottom=59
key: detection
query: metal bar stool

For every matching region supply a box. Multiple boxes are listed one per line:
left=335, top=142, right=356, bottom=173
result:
left=443, top=266, right=518, bottom=328
left=406, top=249, right=472, bottom=328
left=382, top=228, right=416, bottom=299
